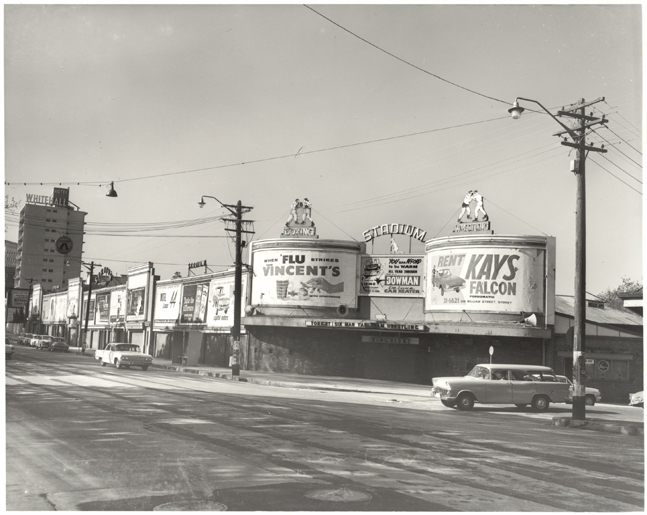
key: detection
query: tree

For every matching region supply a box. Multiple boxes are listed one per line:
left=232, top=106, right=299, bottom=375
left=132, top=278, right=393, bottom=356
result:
left=596, top=278, right=643, bottom=311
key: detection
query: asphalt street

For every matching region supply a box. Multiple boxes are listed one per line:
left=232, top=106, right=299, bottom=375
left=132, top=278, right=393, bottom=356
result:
left=6, top=346, right=645, bottom=511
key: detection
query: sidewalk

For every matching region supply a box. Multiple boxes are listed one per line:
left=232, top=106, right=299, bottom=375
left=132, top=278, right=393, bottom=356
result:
left=76, top=347, right=643, bottom=437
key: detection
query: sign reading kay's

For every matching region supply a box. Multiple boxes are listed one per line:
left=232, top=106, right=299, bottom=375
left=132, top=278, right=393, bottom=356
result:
left=426, top=245, right=546, bottom=313
left=252, top=248, right=358, bottom=308
left=359, top=255, right=424, bottom=297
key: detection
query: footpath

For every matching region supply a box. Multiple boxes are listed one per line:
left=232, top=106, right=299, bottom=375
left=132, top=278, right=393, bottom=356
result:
left=67, top=347, right=642, bottom=437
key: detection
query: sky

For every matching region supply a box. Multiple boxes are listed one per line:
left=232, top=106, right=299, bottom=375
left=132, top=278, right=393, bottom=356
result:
left=3, top=3, right=643, bottom=297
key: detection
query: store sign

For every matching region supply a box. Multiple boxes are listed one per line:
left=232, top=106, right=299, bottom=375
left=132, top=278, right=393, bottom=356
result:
left=180, top=283, right=209, bottom=324
left=31, top=288, right=42, bottom=317
left=281, top=198, right=317, bottom=238
left=154, top=284, right=180, bottom=324
left=252, top=248, right=358, bottom=308
left=362, top=223, right=426, bottom=243
left=361, top=336, right=420, bottom=345
left=359, top=255, right=424, bottom=297
left=426, top=246, right=546, bottom=313
left=206, top=275, right=248, bottom=328
left=188, top=260, right=207, bottom=270
left=305, top=320, right=425, bottom=331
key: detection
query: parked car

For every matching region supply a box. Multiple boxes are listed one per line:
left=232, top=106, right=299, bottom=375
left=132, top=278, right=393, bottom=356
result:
left=35, top=337, right=52, bottom=350
left=6, top=338, right=14, bottom=359
left=94, top=343, right=153, bottom=370
left=29, top=335, right=43, bottom=347
left=431, top=364, right=571, bottom=411
left=554, top=375, right=601, bottom=406
left=49, top=338, right=69, bottom=352
left=629, top=391, right=644, bottom=408
left=432, top=268, right=466, bottom=295
left=18, top=333, right=33, bottom=346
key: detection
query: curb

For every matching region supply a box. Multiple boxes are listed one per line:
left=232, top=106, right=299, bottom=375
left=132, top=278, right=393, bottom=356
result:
left=552, top=416, right=644, bottom=436
left=150, top=363, right=414, bottom=395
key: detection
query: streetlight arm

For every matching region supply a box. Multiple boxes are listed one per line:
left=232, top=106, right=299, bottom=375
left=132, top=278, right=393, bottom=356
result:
left=515, top=97, right=579, bottom=141
left=199, top=195, right=238, bottom=216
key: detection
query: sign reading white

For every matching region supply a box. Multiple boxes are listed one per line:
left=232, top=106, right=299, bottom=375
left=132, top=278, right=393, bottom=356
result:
left=426, top=246, right=546, bottom=313
left=252, top=248, right=358, bottom=308
left=359, top=255, right=424, bottom=297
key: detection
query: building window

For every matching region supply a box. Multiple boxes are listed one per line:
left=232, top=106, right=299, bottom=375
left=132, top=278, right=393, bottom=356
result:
left=46, top=219, right=51, bottom=222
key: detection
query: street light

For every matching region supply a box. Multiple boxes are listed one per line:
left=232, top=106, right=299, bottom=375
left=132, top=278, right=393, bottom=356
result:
left=510, top=96, right=607, bottom=420
left=198, top=195, right=254, bottom=377
left=106, top=182, right=118, bottom=198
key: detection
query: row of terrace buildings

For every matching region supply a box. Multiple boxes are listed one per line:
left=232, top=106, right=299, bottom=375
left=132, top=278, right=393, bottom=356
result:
left=19, top=208, right=643, bottom=402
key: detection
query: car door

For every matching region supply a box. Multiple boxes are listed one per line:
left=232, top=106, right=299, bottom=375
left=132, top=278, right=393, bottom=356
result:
left=106, top=344, right=115, bottom=363
left=485, top=369, right=513, bottom=403
left=510, top=369, right=538, bottom=404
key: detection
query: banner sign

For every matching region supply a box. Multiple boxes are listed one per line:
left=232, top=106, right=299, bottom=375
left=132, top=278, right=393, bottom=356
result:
left=180, top=283, right=209, bottom=324
left=359, top=255, right=424, bottom=297
left=206, top=275, right=248, bottom=328
left=251, top=248, right=358, bottom=308
left=66, top=284, right=80, bottom=319
left=154, top=284, right=181, bottom=324
left=425, top=246, right=546, bottom=313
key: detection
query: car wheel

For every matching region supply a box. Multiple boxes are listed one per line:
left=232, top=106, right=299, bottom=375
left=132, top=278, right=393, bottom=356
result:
left=101, top=361, right=106, bottom=367
left=515, top=403, right=528, bottom=409
left=531, top=395, right=550, bottom=412
left=142, top=365, right=149, bottom=371
left=585, top=395, right=596, bottom=406
left=115, top=359, right=122, bottom=369
left=440, top=399, right=456, bottom=408
left=456, top=393, right=475, bottom=411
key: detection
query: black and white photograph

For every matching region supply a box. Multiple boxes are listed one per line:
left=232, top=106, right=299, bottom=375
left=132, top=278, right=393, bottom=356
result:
left=4, top=3, right=643, bottom=512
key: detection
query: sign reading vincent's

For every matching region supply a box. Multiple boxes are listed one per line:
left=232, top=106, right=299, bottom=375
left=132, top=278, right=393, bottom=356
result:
left=251, top=239, right=360, bottom=308
left=425, top=235, right=552, bottom=314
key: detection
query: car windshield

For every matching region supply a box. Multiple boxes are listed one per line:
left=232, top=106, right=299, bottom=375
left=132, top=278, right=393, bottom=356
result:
left=115, top=344, right=140, bottom=352
left=467, top=366, right=491, bottom=380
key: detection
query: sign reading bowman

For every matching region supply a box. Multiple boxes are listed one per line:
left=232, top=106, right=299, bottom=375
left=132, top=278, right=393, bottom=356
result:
left=425, top=235, right=555, bottom=314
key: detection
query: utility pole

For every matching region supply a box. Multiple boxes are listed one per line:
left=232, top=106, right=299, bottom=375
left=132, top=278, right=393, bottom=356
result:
left=509, top=96, right=607, bottom=420
left=199, top=196, right=254, bottom=377
left=83, top=261, right=99, bottom=352
left=558, top=98, right=607, bottom=419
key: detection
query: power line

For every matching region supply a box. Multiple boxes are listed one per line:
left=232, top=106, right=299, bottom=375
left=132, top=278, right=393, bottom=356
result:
left=304, top=5, right=509, bottom=106
left=4, top=116, right=505, bottom=187
left=588, top=157, right=643, bottom=195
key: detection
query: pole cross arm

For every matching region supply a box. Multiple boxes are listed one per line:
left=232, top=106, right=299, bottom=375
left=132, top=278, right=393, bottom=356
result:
left=561, top=141, right=608, bottom=153
left=557, top=111, right=600, bottom=122
left=553, top=118, right=607, bottom=137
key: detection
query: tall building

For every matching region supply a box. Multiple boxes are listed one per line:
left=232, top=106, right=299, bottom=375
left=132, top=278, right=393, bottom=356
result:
left=14, top=188, right=86, bottom=292
left=5, top=240, right=18, bottom=296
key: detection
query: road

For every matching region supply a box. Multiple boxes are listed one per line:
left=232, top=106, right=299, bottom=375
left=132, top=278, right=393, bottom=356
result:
left=6, top=346, right=644, bottom=511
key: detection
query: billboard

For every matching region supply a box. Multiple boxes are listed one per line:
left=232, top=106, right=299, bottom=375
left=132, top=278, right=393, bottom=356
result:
left=180, top=282, right=209, bottom=324
left=109, top=290, right=126, bottom=323
left=127, top=287, right=146, bottom=321
left=206, top=274, right=248, bottom=328
left=251, top=246, right=358, bottom=308
left=154, top=284, right=181, bottom=324
left=425, top=240, right=548, bottom=313
left=96, top=293, right=110, bottom=323
left=359, top=255, right=424, bottom=297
